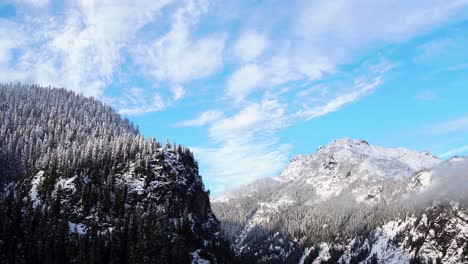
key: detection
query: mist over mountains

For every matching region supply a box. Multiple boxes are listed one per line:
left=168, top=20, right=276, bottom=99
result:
left=409, top=157, right=468, bottom=204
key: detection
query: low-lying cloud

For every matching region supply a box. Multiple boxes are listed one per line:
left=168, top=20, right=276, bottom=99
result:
left=410, top=157, right=468, bottom=206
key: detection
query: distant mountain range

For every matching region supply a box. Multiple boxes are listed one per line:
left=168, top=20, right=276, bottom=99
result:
left=213, top=139, right=468, bottom=264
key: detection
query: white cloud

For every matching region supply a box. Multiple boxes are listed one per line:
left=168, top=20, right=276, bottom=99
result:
left=209, top=100, right=287, bottom=141
left=193, top=140, right=292, bottom=190
left=295, top=76, right=382, bottom=121
left=0, top=25, right=22, bottom=66
left=427, top=116, right=468, bottom=135
left=226, top=64, right=265, bottom=102
left=296, top=0, right=468, bottom=46
left=171, top=84, right=186, bottom=100
left=287, top=0, right=468, bottom=85
left=1, top=0, right=173, bottom=97
left=176, top=110, right=223, bottom=127
left=192, top=100, right=291, bottom=192
left=139, top=0, right=226, bottom=86
left=220, top=0, right=463, bottom=111
left=14, top=0, right=49, bottom=7
left=117, top=87, right=165, bottom=115
left=234, top=31, right=267, bottom=63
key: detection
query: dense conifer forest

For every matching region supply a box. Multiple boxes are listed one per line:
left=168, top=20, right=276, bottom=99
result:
left=0, top=84, right=235, bottom=263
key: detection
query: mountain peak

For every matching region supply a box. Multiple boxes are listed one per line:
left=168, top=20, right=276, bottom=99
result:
left=314, top=138, right=438, bottom=167
left=316, top=138, right=374, bottom=154
left=329, top=138, right=370, bottom=146
left=279, top=139, right=440, bottom=197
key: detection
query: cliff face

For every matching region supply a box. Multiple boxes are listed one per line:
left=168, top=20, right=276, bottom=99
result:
left=0, top=84, right=232, bottom=263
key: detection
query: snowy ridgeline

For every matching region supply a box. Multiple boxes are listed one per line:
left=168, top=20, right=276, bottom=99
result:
left=213, top=139, right=468, bottom=264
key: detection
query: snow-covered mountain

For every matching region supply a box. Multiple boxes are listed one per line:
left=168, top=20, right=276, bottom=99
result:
left=213, top=139, right=468, bottom=264
left=0, top=84, right=235, bottom=263
left=277, top=138, right=439, bottom=201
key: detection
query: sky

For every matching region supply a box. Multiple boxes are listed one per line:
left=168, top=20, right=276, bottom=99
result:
left=1, top=0, right=468, bottom=193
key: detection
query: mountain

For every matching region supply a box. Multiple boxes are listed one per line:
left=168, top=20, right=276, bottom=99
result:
left=0, top=84, right=235, bottom=263
left=213, top=139, right=468, bottom=264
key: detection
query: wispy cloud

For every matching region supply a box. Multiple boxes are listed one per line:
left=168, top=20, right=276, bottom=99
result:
left=209, top=100, right=288, bottom=141
left=116, top=88, right=165, bottom=116
left=14, top=0, right=49, bottom=7
left=226, top=64, right=265, bottom=102
left=194, top=100, right=291, bottom=190
left=295, top=76, right=382, bottom=121
left=1, top=0, right=227, bottom=113
left=175, top=110, right=223, bottom=127
left=193, top=140, right=292, bottom=191
left=414, top=38, right=456, bottom=64
left=136, top=0, right=226, bottom=101
left=296, top=0, right=468, bottom=46
left=427, top=116, right=468, bottom=135
left=438, top=145, right=468, bottom=158
left=233, top=31, right=267, bottom=63
left=0, top=0, right=174, bottom=97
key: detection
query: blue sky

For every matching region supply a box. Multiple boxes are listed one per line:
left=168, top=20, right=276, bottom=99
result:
left=1, top=0, right=468, bottom=193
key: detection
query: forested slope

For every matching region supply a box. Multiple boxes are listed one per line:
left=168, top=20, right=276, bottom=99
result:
left=0, top=84, right=234, bottom=263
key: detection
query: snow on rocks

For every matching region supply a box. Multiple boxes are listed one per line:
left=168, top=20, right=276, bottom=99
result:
left=235, top=196, right=295, bottom=249
left=407, top=171, right=433, bottom=192
left=68, top=222, right=87, bottom=235
left=190, top=249, right=211, bottom=264
left=311, top=243, right=331, bottom=264
left=116, top=162, right=146, bottom=195
left=299, top=247, right=314, bottom=264
left=366, top=217, right=415, bottom=263
left=355, top=185, right=383, bottom=204
left=29, top=171, right=44, bottom=208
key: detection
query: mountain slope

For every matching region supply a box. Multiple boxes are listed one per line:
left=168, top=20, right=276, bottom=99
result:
left=213, top=139, right=468, bottom=264
left=0, top=84, right=234, bottom=263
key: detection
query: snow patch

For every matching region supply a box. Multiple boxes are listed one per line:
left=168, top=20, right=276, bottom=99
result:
left=30, top=171, right=44, bottom=208
left=407, top=171, right=433, bottom=192
left=191, top=249, right=210, bottom=264
left=55, top=176, right=77, bottom=192
left=355, top=185, right=383, bottom=204
left=299, top=247, right=314, bottom=264
left=68, top=222, right=86, bottom=235
left=312, top=243, right=330, bottom=264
